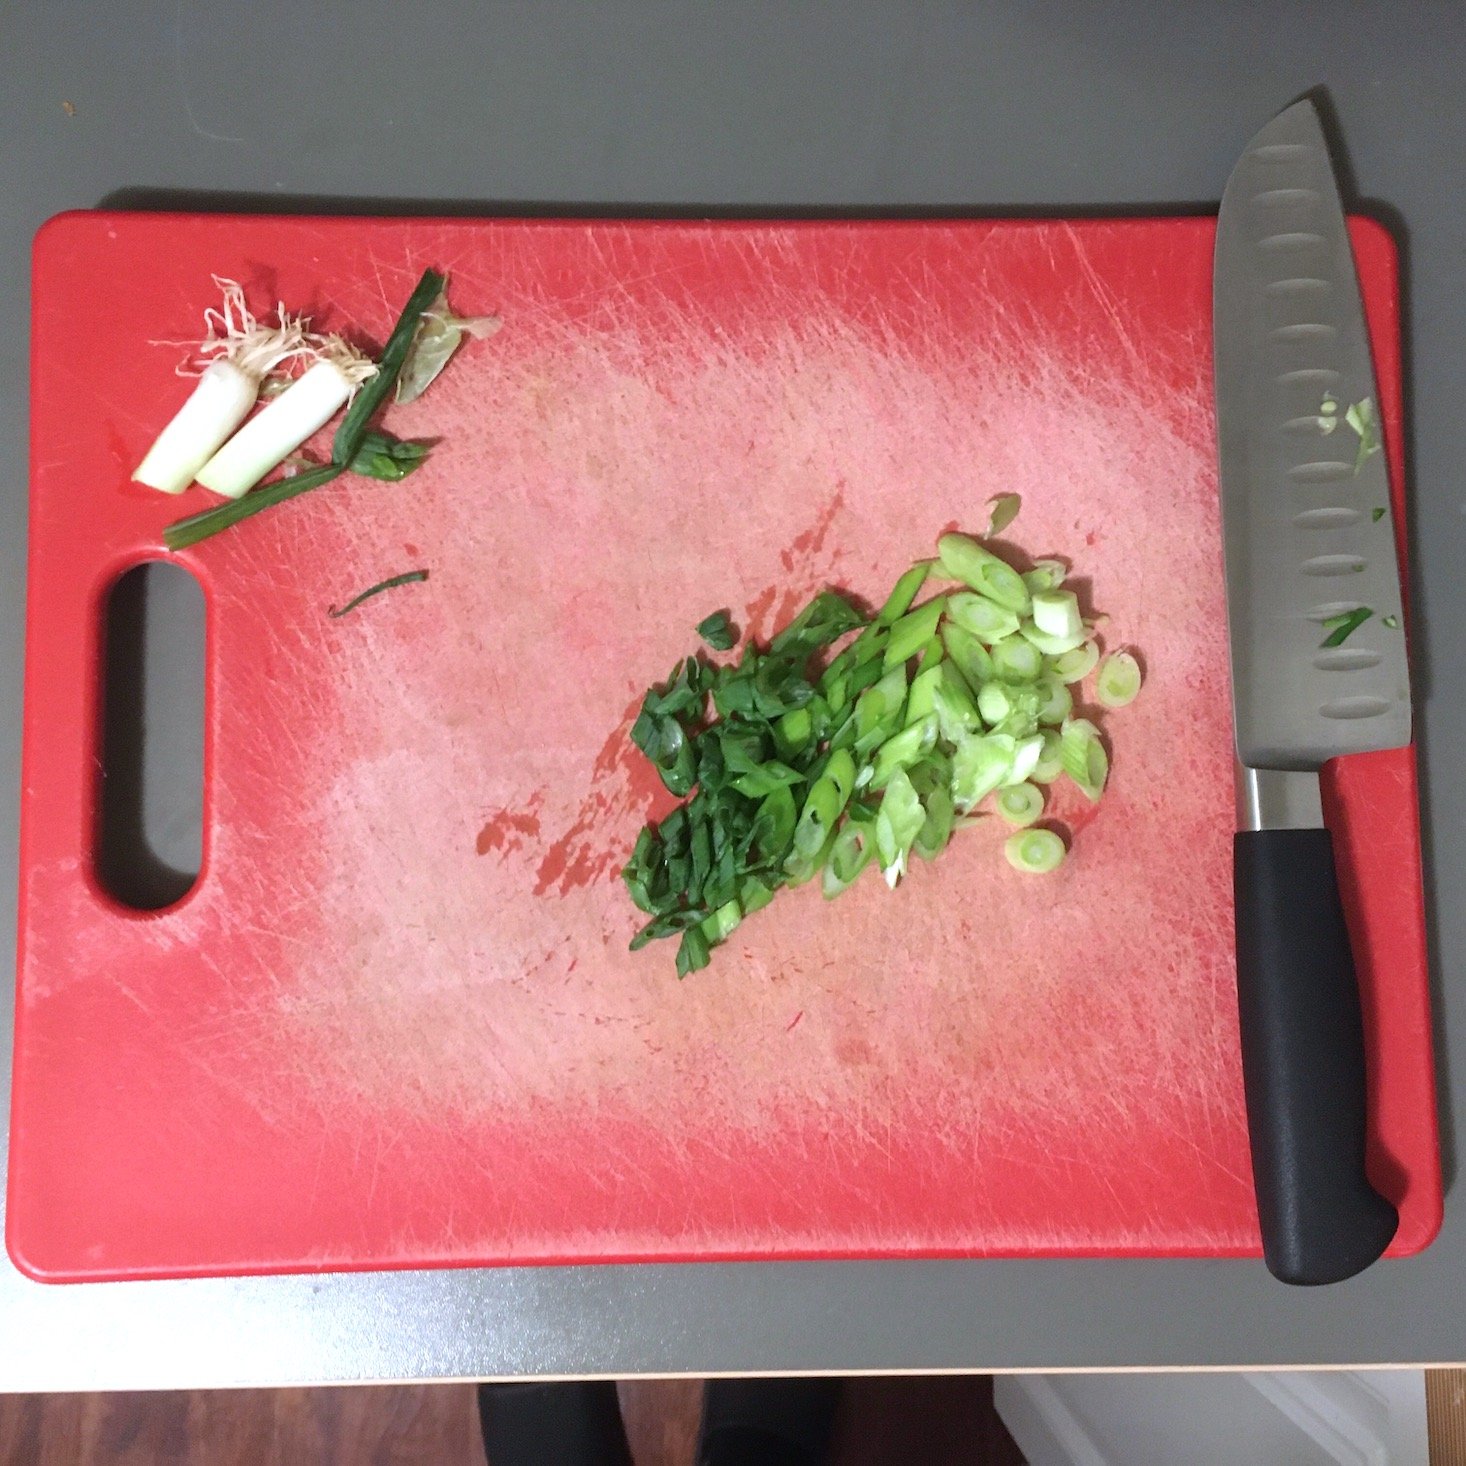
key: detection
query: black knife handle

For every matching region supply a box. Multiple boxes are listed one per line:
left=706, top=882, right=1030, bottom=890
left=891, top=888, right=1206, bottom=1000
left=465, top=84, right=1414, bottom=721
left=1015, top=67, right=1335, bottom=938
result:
left=1234, top=827, right=1398, bottom=1285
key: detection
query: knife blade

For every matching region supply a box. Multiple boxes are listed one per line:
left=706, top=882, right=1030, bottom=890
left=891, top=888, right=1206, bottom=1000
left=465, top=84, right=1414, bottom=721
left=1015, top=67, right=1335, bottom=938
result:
left=1214, top=98, right=1410, bottom=1285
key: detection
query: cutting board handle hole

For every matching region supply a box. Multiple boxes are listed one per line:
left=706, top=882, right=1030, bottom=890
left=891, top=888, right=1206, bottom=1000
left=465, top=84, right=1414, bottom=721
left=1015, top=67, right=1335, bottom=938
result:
left=95, top=560, right=205, bottom=911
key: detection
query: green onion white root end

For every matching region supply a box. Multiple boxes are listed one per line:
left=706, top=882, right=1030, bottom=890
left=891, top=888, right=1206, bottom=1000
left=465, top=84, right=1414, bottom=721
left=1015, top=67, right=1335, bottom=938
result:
left=132, top=279, right=317, bottom=494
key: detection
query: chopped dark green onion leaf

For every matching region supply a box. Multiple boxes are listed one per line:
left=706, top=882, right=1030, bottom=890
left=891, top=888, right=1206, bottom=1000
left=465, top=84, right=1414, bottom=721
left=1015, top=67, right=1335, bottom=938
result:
left=675, top=925, right=712, bottom=978
left=696, top=610, right=737, bottom=650
left=1372, top=507, right=1387, bottom=523
left=876, top=562, right=931, bottom=626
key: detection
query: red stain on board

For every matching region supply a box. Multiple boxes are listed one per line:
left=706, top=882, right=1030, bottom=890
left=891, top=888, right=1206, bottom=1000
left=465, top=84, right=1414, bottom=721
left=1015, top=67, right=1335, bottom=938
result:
left=534, top=697, right=677, bottom=896
left=476, top=803, right=543, bottom=857
left=778, top=487, right=845, bottom=571
left=105, top=424, right=135, bottom=476
left=742, top=585, right=780, bottom=642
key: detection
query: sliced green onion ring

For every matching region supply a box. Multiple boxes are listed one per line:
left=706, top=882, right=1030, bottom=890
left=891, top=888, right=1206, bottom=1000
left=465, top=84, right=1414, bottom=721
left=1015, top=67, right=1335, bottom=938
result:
left=1023, top=559, right=1067, bottom=593
left=1004, top=827, right=1066, bottom=873
left=940, top=622, right=995, bottom=683
left=876, top=561, right=932, bottom=626
left=1096, top=650, right=1143, bottom=708
left=995, top=781, right=1044, bottom=827
left=937, top=533, right=1032, bottom=615
left=1006, top=734, right=1045, bottom=786
left=952, top=733, right=1016, bottom=811
left=883, top=597, right=946, bottom=668
left=1034, top=674, right=1073, bottom=725
left=1030, top=728, right=1064, bottom=784
left=1052, top=639, right=1100, bottom=684
left=946, top=591, right=1019, bottom=645
left=989, top=634, right=1043, bottom=683
left=1030, top=589, right=1082, bottom=641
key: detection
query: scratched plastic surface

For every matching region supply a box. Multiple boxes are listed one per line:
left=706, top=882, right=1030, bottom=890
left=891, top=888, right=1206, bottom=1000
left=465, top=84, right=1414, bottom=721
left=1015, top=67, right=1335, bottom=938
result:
left=9, top=213, right=1439, bottom=1280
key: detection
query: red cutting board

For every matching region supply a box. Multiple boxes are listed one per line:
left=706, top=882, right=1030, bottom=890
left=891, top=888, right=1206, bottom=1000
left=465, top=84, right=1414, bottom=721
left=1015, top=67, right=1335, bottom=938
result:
left=10, top=212, right=1439, bottom=1281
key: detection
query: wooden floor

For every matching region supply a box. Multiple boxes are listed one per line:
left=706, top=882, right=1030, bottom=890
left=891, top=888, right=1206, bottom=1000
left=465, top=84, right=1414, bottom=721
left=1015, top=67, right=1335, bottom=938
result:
left=0, top=1377, right=1026, bottom=1465
left=1430, top=1371, right=1466, bottom=1466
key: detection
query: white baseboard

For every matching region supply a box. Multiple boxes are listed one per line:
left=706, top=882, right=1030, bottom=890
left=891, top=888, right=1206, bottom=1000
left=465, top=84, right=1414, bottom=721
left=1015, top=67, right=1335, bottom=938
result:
left=994, top=1369, right=1427, bottom=1466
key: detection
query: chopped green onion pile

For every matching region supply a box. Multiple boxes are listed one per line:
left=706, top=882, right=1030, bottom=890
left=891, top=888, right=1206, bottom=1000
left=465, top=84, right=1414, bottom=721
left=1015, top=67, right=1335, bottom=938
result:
left=622, top=508, right=1144, bottom=975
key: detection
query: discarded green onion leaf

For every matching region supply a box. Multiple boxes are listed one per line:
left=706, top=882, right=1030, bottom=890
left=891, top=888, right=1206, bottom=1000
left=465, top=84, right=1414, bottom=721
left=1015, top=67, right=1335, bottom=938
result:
left=396, top=287, right=501, bottom=405
left=333, top=267, right=446, bottom=468
left=163, top=271, right=451, bottom=552
left=163, top=462, right=344, bottom=551
left=328, top=569, right=429, bottom=618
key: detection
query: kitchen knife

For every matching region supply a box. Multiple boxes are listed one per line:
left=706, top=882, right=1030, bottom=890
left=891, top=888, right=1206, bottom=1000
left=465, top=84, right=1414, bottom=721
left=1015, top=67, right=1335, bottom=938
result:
left=1214, top=99, right=1410, bottom=1286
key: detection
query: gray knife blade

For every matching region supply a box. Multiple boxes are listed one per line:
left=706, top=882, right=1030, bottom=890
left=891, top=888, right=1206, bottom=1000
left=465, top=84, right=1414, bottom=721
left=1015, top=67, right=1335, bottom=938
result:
left=1214, top=98, right=1410, bottom=1285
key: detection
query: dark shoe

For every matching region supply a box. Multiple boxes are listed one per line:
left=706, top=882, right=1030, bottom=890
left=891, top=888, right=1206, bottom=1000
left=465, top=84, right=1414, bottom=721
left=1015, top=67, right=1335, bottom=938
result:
left=698, top=1378, right=843, bottom=1466
left=478, top=1381, right=632, bottom=1466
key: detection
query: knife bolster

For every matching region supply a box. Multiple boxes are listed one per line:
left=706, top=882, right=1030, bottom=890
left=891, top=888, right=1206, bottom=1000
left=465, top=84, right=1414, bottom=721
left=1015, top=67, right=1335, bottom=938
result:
left=1237, top=765, right=1324, bottom=832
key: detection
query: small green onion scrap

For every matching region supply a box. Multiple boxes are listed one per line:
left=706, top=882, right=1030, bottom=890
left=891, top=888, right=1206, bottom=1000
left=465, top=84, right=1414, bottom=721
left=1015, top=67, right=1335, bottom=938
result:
left=1319, top=606, right=1373, bottom=649
left=985, top=493, right=1022, bottom=537
left=394, top=287, right=501, bottom=404
left=622, top=501, right=1143, bottom=973
left=1023, top=558, right=1067, bottom=594
left=1343, top=396, right=1382, bottom=475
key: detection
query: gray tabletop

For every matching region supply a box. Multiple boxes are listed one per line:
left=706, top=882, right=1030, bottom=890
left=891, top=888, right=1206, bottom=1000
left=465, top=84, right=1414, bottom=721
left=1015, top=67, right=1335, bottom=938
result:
left=3, top=2, right=1463, bottom=1390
